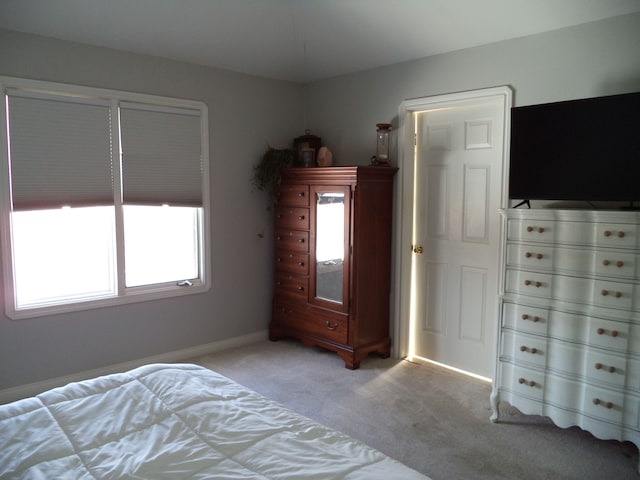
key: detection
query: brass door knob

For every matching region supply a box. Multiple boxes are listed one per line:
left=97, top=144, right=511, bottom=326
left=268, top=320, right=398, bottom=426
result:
left=413, top=245, right=424, bottom=254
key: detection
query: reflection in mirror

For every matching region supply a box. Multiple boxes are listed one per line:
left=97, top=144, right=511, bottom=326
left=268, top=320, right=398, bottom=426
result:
left=315, top=192, right=344, bottom=303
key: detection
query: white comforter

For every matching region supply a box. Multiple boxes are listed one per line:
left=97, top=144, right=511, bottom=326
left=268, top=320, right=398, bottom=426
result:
left=0, top=363, right=429, bottom=479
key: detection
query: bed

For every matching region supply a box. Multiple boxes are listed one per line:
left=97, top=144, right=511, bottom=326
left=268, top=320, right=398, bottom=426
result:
left=0, top=363, right=429, bottom=479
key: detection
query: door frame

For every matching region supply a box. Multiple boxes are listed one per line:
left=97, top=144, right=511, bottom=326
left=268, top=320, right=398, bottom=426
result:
left=391, top=86, right=513, bottom=371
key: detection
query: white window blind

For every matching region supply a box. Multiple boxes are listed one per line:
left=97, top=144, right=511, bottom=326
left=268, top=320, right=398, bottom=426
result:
left=119, top=103, right=203, bottom=207
left=7, top=90, right=113, bottom=211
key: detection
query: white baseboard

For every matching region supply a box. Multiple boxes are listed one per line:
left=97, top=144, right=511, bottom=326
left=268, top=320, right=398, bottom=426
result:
left=0, top=330, right=268, bottom=405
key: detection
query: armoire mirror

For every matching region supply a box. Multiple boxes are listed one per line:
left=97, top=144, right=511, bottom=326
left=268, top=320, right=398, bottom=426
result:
left=314, top=191, right=345, bottom=304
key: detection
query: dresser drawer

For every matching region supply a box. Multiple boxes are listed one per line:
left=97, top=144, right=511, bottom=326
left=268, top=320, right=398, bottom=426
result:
left=594, top=223, right=639, bottom=249
left=584, top=349, right=627, bottom=388
left=507, top=219, right=556, bottom=243
left=275, top=250, right=309, bottom=275
left=582, top=384, right=625, bottom=424
left=506, top=244, right=555, bottom=270
left=505, top=269, right=552, bottom=299
left=502, top=302, right=548, bottom=337
left=276, top=184, right=309, bottom=207
left=499, top=362, right=544, bottom=402
left=272, top=300, right=348, bottom=344
left=594, top=250, right=639, bottom=280
left=274, top=206, right=309, bottom=229
left=274, top=272, right=308, bottom=300
left=275, top=229, right=309, bottom=252
left=501, top=331, right=546, bottom=369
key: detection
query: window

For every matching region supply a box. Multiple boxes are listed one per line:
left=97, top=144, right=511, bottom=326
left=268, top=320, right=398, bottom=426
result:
left=0, top=77, right=210, bottom=319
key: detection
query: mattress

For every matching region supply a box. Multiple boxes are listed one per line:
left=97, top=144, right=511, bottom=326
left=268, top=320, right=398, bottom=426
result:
left=0, top=363, right=430, bottom=479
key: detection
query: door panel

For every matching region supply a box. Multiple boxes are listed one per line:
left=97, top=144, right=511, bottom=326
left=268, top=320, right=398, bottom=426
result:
left=413, top=97, right=505, bottom=378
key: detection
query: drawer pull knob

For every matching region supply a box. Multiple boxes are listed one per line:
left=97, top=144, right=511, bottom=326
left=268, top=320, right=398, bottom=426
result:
left=298, top=261, right=305, bottom=266
left=518, top=377, right=536, bottom=387
left=601, top=290, right=609, bottom=296
left=597, top=328, right=605, bottom=335
left=536, top=253, right=543, bottom=260
left=608, top=366, right=616, bottom=373
left=297, top=192, right=305, bottom=197
left=615, top=291, right=622, bottom=298
left=297, top=286, right=304, bottom=291
left=603, top=259, right=610, bottom=266
left=520, top=345, right=538, bottom=354
left=521, top=314, right=540, bottom=322
left=533, top=316, right=540, bottom=322
left=298, top=238, right=305, bottom=243
left=593, top=398, right=614, bottom=409
left=618, top=231, right=625, bottom=238
left=298, top=215, right=305, bottom=220
left=522, top=314, right=529, bottom=320
left=595, top=363, right=603, bottom=370
left=611, top=330, right=619, bottom=337
left=524, top=280, right=531, bottom=286
left=525, top=252, right=532, bottom=258
left=527, top=226, right=534, bottom=232
left=604, top=230, right=612, bottom=237
left=524, top=280, right=541, bottom=287
left=616, top=261, right=624, bottom=268
left=325, top=320, right=338, bottom=331
left=535, top=281, right=541, bottom=288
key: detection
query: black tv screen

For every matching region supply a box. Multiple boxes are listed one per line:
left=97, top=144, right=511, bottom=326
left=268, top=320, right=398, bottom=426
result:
left=509, top=92, right=640, bottom=204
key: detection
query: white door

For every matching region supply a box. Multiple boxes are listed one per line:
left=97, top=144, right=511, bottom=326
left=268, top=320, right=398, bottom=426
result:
left=411, top=95, right=505, bottom=379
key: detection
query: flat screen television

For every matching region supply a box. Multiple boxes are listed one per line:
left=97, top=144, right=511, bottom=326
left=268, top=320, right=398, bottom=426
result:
left=509, top=92, right=640, bottom=207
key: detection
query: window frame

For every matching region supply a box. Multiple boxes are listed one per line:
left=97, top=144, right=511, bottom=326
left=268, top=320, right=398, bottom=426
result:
left=0, top=76, right=211, bottom=320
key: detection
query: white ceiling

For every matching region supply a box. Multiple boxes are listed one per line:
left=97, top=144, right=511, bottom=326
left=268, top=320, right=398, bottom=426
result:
left=1, top=0, right=639, bottom=83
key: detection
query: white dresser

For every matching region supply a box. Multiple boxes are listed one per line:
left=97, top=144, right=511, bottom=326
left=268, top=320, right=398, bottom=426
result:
left=490, top=208, right=640, bottom=470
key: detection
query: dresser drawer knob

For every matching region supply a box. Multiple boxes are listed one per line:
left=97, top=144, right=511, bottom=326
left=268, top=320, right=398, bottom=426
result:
left=612, top=330, right=619, bottom=337
left=601, top=290, right=623, bottom=298
left=604, top=230, right=612, bottom=237
left=597, top=328, right=605, bottom=335
left=297, top=192, right=305, bottom=197
left=518, top=377, right=536, bottom=387
left=520, top=345, right=538, bottom=354
left=595, top=363, right=602, bottom=370
left=602, top=259, right=610, bottom=266
left=593, top=398, right=614, bottom=409
left=609, top=366, right=616, bottom=373
left=297, top=261, right=305, bottom=266
left=297, top=286, right=304, bottom=291
left=325, top=320, right=338, bottom=331
left=616, top=261, right=624, bottom=268
left=618, top=231, right=625, bottom=238
left=298, top=215, right=305, bottom=220
left=524, top=280, right=542, bottom=287
left=298, top=238, right=305, bottom=243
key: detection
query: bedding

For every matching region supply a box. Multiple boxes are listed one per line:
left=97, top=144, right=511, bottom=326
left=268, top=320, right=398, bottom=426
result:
left=0, top=363, right=430, bottom=479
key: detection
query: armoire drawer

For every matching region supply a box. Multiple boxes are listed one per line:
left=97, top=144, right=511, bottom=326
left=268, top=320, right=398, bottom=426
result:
left=274, top=272, right=308, bottom=300
left=274, top=206, right=310, bottom=229
left=276, top=184, right=309, bottom=207
left=275, top=229, right=309, bottom=252
left=272, top=300, right=348, bottom=344
left=275, top=250, right=309, bottom=275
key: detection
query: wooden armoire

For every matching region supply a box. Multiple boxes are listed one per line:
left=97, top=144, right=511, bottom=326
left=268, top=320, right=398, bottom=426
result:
left=269, top=166, right=398, bottom=369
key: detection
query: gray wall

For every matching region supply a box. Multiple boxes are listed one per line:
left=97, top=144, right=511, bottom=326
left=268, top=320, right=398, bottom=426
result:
left=304, top=13, right=640, bottom=166
left=0, top=29, right=303, bottom=389
left=1, top=12, right=640, bottom=391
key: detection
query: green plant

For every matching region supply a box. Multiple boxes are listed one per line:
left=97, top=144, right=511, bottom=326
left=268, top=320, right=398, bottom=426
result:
left=251, top=146, right=294, bottom=200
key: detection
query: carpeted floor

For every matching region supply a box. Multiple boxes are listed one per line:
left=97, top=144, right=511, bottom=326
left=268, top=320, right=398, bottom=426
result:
left=188, top=339, right=638, bottom=479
